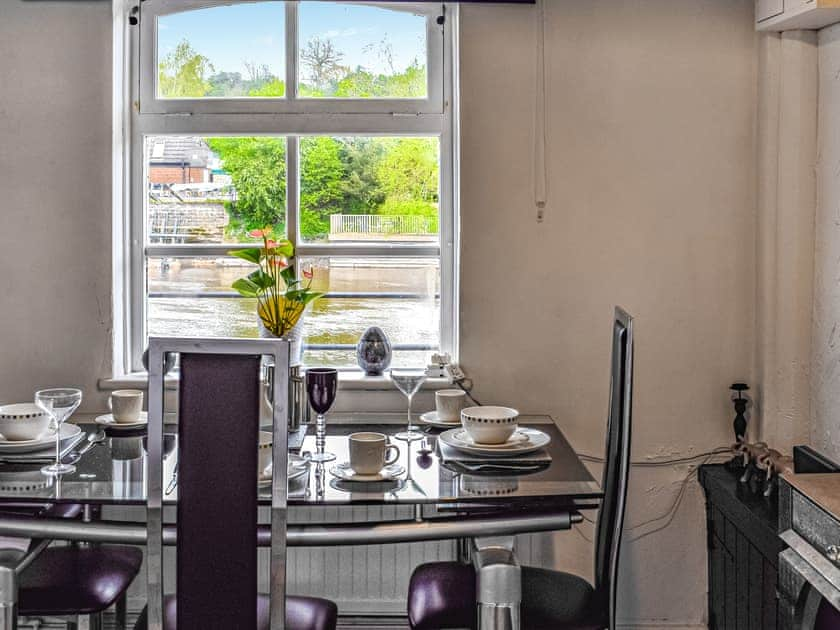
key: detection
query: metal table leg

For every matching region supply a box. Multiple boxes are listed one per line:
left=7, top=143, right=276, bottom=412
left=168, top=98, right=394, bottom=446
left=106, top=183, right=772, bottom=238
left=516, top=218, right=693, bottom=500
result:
left=0, top=563, right=16, bottom=630
left=473, top=536, right=521, bottom=630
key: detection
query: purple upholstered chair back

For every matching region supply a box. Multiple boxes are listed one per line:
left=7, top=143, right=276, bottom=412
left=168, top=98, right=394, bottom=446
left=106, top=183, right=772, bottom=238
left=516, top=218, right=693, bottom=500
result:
left=147, top=337, right=290, bottom=630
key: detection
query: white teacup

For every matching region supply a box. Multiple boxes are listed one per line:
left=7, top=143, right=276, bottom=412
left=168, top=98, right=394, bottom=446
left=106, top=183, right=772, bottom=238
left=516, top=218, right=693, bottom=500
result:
left=258, top=431, right=273, bottom=477
left=348, top=432, right=400, bottom=475
left=109, top=389, right=144, bottom=424
left=435, top=389, right=467, bottom=423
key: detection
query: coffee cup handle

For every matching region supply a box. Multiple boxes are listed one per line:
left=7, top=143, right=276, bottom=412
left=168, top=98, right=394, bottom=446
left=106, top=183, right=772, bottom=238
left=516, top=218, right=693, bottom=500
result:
left=384, top=445, right=400, bottom=466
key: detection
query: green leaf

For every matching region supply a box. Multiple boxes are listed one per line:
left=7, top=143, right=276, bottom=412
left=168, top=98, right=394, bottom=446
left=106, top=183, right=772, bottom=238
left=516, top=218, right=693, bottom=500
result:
left=280, top=266, right=296, bottom=286
left=231, top=278, right=259, bottom=297
left=274, top=240, right=295, bottom=257
left=247, top=269, right=274, bottom=290
left=228, top=248, right=262, bottom=265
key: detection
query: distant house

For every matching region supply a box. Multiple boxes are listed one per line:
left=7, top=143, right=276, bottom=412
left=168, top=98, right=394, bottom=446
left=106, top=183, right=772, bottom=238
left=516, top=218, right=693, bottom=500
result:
left=147, top=137, right=216, bottom=185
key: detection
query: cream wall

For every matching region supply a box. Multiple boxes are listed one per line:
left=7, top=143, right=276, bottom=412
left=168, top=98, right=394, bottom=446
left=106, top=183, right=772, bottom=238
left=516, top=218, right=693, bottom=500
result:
left=0, top=1, right=113, bottom=411
left=811, top=23, right=840, bottom=462
left=0, top=0, right=761, bottom=627
left=459, top=1, right=756, bottom=626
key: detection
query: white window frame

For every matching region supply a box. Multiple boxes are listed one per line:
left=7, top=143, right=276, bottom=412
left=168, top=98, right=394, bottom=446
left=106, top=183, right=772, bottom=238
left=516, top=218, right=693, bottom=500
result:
left=118, top=0, right=458, bottom=376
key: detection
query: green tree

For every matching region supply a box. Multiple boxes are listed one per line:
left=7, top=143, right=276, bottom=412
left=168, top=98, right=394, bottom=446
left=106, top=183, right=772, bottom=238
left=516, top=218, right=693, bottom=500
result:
left=333, top=62, right=426, bottom=98
left=159, top=40, right=214, bottom=97
left=377, top=138, right=438, bottom=202
left=248, top=79, right=286, bottom=97
left=205, top=137, right=287, bottom=235
left=299, top=137, right=346, bottom=240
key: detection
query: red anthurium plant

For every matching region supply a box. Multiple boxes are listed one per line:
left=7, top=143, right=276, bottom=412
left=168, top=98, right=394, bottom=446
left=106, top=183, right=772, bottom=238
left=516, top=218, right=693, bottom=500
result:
left=229, top=228, right=323, bottom=337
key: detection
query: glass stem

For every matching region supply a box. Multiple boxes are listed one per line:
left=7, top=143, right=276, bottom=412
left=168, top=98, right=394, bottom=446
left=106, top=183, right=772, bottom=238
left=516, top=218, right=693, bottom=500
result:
left=316, top=414, right=326, bottom=454
left=54, top=417, right=61, bottom=468
left=406, top=394, right=413, bottom=430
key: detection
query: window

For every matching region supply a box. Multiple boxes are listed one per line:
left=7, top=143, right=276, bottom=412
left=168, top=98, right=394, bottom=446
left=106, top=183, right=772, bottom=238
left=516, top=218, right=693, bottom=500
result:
left=124, top=1, right=456, bottom=373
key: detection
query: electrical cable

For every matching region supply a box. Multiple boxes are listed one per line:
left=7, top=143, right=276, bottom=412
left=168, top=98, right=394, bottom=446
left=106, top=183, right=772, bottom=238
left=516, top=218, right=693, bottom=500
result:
left=453, top=379, right=481, bottom=406
left=577, top=447, right=731, bottom=467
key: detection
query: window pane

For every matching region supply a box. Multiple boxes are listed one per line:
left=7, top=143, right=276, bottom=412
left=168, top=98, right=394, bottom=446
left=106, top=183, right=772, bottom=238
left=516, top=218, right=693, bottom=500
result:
left=302, top=257, right=440, bottom=368
left=146, top=256, right=440, bottom=369
left=157, top=3, right=285, bottom=99
left=299, top=136, right=439, bottom=244
left=146, top=136, right=287, bottom=244
left=298, top=3, right=427, bottom=99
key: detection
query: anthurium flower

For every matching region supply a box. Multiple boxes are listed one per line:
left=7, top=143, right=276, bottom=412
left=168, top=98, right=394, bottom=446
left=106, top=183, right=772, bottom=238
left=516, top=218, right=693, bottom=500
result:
left=302, top=268, right=314, bottom=280
left=269, top=257, right=289, bottom=269
left=249, top=227, right=272, bottom=238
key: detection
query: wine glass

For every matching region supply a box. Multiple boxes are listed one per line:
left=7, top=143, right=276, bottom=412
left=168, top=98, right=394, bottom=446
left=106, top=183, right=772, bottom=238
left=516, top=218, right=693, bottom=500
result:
left=306, top=368, right=338, bottom=463
left=390, top=368, right=427, bottom=442
left=34, top=388, right=82, bottom=477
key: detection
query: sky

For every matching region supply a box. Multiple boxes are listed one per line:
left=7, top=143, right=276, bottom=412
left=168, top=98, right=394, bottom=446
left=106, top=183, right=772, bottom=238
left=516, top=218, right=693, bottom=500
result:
left=157, top=2, right=428, bottom=81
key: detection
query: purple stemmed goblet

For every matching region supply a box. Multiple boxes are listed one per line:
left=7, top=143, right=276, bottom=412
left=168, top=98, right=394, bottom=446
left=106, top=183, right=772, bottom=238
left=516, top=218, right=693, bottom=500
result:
left=306, top=368, right=338, bottom=463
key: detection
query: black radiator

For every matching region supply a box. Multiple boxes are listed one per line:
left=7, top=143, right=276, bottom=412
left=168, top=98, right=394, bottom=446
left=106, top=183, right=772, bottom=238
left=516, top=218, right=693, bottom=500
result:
left=699, top=464, right=784, bottom=629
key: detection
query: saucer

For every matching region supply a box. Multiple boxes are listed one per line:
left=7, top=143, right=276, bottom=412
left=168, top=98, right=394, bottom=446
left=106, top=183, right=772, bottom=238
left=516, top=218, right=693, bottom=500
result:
left=330, top=462, right=405, bottom=482
left=419, top=410, right=460, bottom=428
left=95, top=411, right=148, bottom=430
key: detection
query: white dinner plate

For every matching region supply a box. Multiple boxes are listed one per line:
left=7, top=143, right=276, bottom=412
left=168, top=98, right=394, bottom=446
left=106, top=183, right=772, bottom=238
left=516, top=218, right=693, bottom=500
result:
left=329, top=462, right=405, bottom=482
left=419, top=411, right=460, bottom=429
left=95, top=412, right=148, bottom=430
left=449, top=429, right=530, bottom=449
left=0, top=423, right=82, bottom=454
left=438, top=427, right=551, bottom=457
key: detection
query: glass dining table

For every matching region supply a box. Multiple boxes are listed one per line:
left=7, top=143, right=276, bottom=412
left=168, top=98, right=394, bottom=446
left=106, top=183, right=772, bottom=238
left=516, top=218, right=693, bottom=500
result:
left=0, top=415, right=602, bottom=630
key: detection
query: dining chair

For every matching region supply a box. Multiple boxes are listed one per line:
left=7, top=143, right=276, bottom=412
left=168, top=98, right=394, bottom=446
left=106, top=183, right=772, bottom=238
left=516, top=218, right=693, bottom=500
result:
left=4, top=502, right=143, bottom=630
left=135, top=337, right=338, bottom=630
left=407, top=307, right=634, bottom=630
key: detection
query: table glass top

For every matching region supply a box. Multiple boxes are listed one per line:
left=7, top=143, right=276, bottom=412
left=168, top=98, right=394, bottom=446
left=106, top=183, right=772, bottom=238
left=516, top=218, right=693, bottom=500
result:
left=0, top=420, right=601, bottom=507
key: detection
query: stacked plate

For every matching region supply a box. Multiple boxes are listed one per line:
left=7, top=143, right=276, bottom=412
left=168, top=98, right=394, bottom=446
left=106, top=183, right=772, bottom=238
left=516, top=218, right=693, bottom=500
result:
left=438, top=426, right=550, bottom=457
left=0, top=423, right=82, bottom=454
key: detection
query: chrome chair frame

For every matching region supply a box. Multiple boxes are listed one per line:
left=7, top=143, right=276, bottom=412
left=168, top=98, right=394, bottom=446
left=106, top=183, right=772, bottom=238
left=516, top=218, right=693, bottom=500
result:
left=147, top=337, right=290, bottom=630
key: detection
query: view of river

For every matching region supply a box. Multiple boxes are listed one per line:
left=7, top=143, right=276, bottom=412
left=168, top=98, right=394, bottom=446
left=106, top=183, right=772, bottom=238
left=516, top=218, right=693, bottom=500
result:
left=147, top=257, right=440, bottom=368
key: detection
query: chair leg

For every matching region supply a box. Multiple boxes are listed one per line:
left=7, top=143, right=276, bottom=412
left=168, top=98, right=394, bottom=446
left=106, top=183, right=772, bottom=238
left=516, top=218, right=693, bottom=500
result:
left=115, top=592, right=128, bottom=630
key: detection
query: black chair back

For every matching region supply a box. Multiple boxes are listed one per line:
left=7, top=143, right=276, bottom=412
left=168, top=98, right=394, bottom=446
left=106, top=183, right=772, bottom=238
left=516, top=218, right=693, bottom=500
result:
left=147, top=337, right=290, bottom=630
left=593, top=307, right=634, bottom=629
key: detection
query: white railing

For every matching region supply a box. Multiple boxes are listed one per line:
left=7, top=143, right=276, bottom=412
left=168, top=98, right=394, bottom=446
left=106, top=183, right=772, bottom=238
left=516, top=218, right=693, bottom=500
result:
left=330, top=214, right=435, bottom=236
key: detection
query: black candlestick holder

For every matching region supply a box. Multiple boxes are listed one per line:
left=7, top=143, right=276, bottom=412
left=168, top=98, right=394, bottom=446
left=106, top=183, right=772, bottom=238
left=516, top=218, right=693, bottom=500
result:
left=730, top=383, right=749, bottom=443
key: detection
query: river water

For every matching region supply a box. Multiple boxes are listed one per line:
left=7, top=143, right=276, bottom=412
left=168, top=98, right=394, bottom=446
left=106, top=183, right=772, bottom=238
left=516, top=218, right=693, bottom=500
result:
left=147, top=257, right=440, bottom=368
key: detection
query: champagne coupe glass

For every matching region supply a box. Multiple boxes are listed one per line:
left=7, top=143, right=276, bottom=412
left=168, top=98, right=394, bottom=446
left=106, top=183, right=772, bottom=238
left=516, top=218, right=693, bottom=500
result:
left=306, top=368, right=338, bottom=463
left=34, top=388, right=82, bottom=477
left=390, top=368, right=427, bottom=442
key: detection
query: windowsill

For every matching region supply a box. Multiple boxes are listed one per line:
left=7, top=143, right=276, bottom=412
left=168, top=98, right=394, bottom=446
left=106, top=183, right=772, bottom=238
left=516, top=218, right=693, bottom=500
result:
left=98, top=372, right=453, bottom=392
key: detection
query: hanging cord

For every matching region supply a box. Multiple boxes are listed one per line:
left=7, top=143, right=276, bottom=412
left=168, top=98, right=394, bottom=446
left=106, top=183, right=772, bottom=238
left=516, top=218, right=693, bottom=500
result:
left=534, top=0, right=547, bottom=219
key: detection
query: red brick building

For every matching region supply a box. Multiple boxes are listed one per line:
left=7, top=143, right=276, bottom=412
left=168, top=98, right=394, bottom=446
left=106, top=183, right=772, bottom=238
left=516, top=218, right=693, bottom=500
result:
left=147, top=137, right=214, bottom=185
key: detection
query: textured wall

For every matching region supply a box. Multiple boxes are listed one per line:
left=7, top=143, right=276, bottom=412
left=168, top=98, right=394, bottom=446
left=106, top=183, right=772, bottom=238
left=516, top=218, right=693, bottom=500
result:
left=459, top=1, right=757, bottom=626
left=811, top=23, right=840, bottom=462
left=0, top=1, right=112, bottom=411
left=0, top=0, right=760, bottom=626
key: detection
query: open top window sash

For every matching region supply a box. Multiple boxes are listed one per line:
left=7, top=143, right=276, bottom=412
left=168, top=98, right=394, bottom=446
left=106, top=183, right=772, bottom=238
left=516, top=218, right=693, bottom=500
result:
left=147, top=336, right=290, bottom=630
left=138, top=0, right=444, bottom=115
